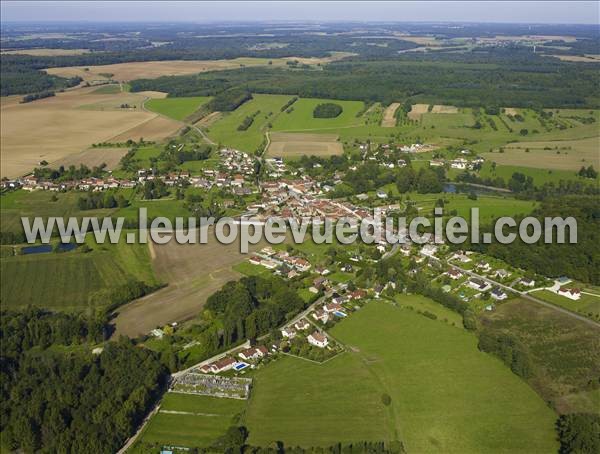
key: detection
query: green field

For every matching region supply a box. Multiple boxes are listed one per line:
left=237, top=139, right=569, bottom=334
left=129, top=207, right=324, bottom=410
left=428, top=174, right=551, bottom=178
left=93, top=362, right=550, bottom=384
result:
left=0, top=236, right=157, bottom=311
left=272, top=98, right=365, bottom=132
left=244, top=298, right=558, bottom=452
left=90, top=84, right=122, bottom=94
left=146, top=96, right=211, bottom=121
left=531, top=289, right=600, bottom=320
left=131, top=393, right=245, bottom=452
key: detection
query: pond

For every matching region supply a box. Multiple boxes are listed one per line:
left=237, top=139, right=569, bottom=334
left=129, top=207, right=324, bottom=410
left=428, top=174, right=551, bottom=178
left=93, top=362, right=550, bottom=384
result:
left=22, top=243, right=77, bottom=255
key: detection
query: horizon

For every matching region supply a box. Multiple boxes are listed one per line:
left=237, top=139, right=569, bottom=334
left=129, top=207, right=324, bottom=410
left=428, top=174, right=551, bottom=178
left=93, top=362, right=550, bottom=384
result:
left=1, top=1, right=599, bottom=25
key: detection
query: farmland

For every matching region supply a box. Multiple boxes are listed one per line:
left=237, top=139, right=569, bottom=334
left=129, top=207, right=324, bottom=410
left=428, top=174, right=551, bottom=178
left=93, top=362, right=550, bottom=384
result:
left=145, top=96, right=211, bottom=121
left=530, top=289, right=600, bottom=320
left=0, top=85, right=178, bottom=178
left=381, top=102, right=400, bottom=127
left=242, top=298, right=558, bottom=451
left=131, top=394, right=245, bottom=453
left=271, top=98, right=365, bottom=131
left=51, top=147, right=130, bottom=170
left=266, top=132, right=343, bottom=158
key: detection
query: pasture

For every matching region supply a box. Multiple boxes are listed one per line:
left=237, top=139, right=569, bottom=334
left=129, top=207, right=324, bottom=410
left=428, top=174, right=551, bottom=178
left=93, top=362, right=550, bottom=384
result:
left=482, top=136, right=600, bottom=171
left=145, top=96, right=211, bottom=121
left=531, top=289, right=600, bottom=321
left=266, top=132, right=343, bottom=158
left=271, top=98, right=365, bottom=131
left=0, top=86, right=175, bottom=178
left=131, top=393, right=245, bottom=452
left=244, top=299, right=558, bottom=452
left=480, top=298, right=600, bottom=414
left=206, top=94, right=294, bottom=152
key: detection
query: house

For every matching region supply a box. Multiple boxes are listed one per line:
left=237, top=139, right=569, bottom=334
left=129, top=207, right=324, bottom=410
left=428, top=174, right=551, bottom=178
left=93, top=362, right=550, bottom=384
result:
left=204, top=357, right=237, bottom=374
left=238, top=346, right=268, bottom=361
left=151, top=328, right=165, bottom=339
left=476, top=261, right=491, bottom=272
left=281, top=327, right=297, bottom=338
left=557, top=287, right=581, bottom=300
left=249, top=256, right=262, bottom=265
left=447, top=269, right=463, bottom=280
left=420, top=244, right=438, bottom=257
left=451, top=251, right=471, bottom=263
left=312, top=309, right=329, bottom=323
left=520, top=278, right=535, bottom=287
left=493, top=269, right=510, bottom=279
left=307, top=331, right=329, bottom=348
left=374, top=283, right=385, bottom=298
left=294, top=319, right=310, bottom=331
left=376, top=190, right=388, bottom=199
left=450, top=158, right=468, bottom=170
left=491, top=287, right=508, bottom=300
left=323, top=302, right=342, bottom=313
left=349, top=289, right=367, bottom=300
left=468, top=278, right=491, bottom=292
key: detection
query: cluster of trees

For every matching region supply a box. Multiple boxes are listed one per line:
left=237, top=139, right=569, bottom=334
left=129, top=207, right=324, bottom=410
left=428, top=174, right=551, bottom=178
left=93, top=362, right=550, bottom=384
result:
left=238, top=110, right=261, bottom=131
left=578, top=165, right=598, bottom=179
left=207, top=88, right=253, bottom=112
left=77, top=192, right=129, bottom=210
left=477, top=329, right=533, bottom=379
left=89, top=278, right=159, bottom=312
left=280, top=96, right=298, bottom=112
left=556, top=413, right=600, bottom=454
left=33, top=163, right=106, bottom=182
left=21, top=90, right=55, bottom=103
left=205, top=276, right=306, bottom=345
left=143, top=179, right=169, bottom=199
left=475, top=195, right=600, bottom=284
left=313, top=102, right=343, bottom=118
left=0, top=308, right=168, bottom=453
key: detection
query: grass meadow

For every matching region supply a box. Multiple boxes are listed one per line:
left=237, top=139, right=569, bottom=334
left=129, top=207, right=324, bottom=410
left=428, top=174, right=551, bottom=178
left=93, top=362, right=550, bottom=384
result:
left=242, top=298, right=558, bottom=452
left=531, top=289, right=600, bottom=321
left=271, top=98, right=365, bottom=131
left=146, top=96, right=211, bottom=121
left=130, top=393, right=245, bottom=452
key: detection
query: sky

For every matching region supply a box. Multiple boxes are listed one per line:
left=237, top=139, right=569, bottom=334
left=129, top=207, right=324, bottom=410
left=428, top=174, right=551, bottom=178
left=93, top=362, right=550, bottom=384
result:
left=1, top=1, right=599, bottom=25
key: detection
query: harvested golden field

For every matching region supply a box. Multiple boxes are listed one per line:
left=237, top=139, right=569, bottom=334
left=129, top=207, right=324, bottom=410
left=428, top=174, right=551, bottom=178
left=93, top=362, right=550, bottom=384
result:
left=108, top=115, right=182, bottom=142
left=504, top=107, right=520, bottom=116
left=381, top=102, right=400, bottom=127
left=45, top=53, right=355, bottom=82
left=267, top=132, right=343, bottom=157
left=431, top=104, right=459, bottom=113
left=483, top=136, right=600, bottom=171
left=551, top=54, right=600, bottom=63
left=111, top=228, right=272, bottom=337
left=392, top=34, right=442, bottom=46
left=135, top=90, right=168, bottom=99
left=408, top=103, right=429, bottom=120
left=1, top=48, right=91, bottom=56
left=52, top=147, right=129, bottom=170
left=0, top=86, right=173, bottom=178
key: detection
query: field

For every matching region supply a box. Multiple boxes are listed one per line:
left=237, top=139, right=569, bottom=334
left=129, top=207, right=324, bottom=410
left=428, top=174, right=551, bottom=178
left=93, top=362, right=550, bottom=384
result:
left=271, top=98, right=365, bottom=131
left=0, top=86, right=178, bottom=178
left=431, top=104, right=459, bottom=113
left=1, top=48, right=91, bottom=56
left=407, top=103, right=429, bottom=120
left=266, top=132, right=343, bottom=158
left=145, top=96, right=211, bottom=121
left=131, top=393, right=245, bottom=452
left=530, top=289, right=600, bottom=320
left=0, top=238, right=157, bottom=312
left=480, top=298, right=600, bottom=414
left=206, top=94, right=294, bottom=152
left=111, top=227, right=272, bottom=337
left=44, top=54, right=353, bottom=82
left=381, top=102, right=400, bottom=127
left=243, top=299, right=558, bottom=451
left=51, top=147, right=130, bottom=170
left=481, top=136, right=600, bottom=171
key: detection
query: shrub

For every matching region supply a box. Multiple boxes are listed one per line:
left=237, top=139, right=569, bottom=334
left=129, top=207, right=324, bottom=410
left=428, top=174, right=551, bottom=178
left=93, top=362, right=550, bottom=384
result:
left=313, top=102, right=343, bottom=118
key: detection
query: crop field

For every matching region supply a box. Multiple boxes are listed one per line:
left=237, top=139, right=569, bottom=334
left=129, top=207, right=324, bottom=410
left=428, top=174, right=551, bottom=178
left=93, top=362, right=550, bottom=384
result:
left=0, top=86, right=173, bottom=178
left=266, top=132, right=343, bottom=157
left=477, top=162, right=586, bottom=185
left=481, top=136, right=600, bottom=171
left=244, top=299, right=557, bottom=451
left=480, top=298, right=600, bottom=414
left=145, top=96, right=211, bottom=121
left=381, top=102, right=400, bottom=127
left=44, top=54, right=353, bottom=82
left=131, top=393, right=245, bottom=452
left=407, top=103, right=430, bottom=120
left=431, top=104, right=459, bottom=113
left=111, top=227, right=272, bottom=337
left=0, top=237, right=156, bottom=312
left=51, top=147, right=130, bottom=170
left=271, top=98, right=365, bottom=132
left=1, top=48, right=91, bottom=56
left=108, top=115, right=182, bottom=142
left=206, top=94, right=294, bottom=152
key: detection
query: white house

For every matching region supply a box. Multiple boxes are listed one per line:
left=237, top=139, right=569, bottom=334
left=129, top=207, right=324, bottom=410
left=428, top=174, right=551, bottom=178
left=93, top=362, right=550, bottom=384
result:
left=294, top=319, right=310, bottom=331
left=420, top=244, right=438, bottom=257
left=307, top=331, right=329, bottom=348
left=491, top=288, right=508, bottom=300
left=238, top=346, right=268, bottom=361
left=468, top=278, right=491, bottom=292
left=557, top=287, right=581, bottom=301
left=476, top=261, right=491, bottom=272
left=520, top=278, right=535, bottom=287
left=281, top=327, right=297, bottom=339
left=446, top=269, right=463, bottom=280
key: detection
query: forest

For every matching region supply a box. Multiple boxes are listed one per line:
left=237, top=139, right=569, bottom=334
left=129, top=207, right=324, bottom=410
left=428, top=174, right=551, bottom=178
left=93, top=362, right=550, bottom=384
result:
left=0, top=308, right=168, bottom=453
